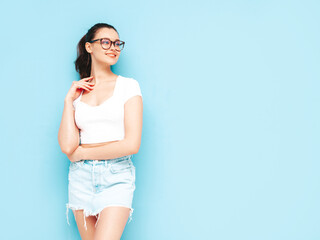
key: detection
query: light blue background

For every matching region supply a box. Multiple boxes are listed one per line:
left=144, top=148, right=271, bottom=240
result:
left=1, top=0, right=319, bottom=239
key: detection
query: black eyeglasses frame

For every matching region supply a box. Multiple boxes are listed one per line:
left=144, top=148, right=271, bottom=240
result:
left=88, top=38, right=125, bottom=51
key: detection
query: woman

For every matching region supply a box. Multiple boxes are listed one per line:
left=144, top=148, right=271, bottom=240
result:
left=58, top=23, right=143, bottom=239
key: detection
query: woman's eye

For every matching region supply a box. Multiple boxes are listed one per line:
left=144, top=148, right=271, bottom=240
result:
left=102, top=40, right=110, bottom=44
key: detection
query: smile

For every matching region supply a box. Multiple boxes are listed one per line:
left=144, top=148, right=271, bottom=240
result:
left=106, top=53, right=117, bottom=57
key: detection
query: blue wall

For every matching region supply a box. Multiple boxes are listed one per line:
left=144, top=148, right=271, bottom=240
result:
left=1, top=0, right=319, bottom=239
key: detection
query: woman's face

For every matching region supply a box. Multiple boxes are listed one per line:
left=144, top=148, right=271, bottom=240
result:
left=85, top=28, right=121, bottom=66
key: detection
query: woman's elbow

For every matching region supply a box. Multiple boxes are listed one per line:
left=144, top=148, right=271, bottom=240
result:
left=59, top=141, right=78, bottom=155
left=60, top=146, right=75, bottom=155
left=58, top=135, right=79, bottom=155
left=131, top=142, right=141, bottom=155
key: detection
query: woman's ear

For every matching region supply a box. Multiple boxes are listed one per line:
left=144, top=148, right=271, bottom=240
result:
left=85, top=42, right=92, bottom=54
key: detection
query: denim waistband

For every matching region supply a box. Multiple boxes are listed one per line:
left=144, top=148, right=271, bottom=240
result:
left=81, top=155, right=132, bottom=166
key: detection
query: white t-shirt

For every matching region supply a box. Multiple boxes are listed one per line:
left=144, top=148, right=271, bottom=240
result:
left=73, top=75, right=142, bottom=144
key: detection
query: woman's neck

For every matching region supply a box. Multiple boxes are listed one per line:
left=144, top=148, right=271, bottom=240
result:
left=90, top=63, right=117, bottom=85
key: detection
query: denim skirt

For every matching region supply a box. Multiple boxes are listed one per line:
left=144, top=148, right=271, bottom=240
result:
left=65, top=155, right=136, bottom=230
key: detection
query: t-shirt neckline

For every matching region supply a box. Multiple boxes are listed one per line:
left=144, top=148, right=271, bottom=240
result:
left=78, top=75, right=121, bottom=108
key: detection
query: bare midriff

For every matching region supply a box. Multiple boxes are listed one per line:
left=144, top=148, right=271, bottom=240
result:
left=80, top=140, right=119, bottom=148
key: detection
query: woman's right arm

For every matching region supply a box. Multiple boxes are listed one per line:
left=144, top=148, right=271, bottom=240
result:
left=58, top=99, right=80, bottom=155
left=58, top=76, right=95, bottom=155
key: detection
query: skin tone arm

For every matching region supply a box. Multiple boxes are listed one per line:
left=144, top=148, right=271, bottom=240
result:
left=67, top=95, right=143, bottom=162
left=58, top=100, right=79, bottom=154
left=58, top=77, right=95, bottom=154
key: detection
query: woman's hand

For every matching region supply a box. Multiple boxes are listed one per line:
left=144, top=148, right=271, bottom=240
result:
left=65, top=76, right=95, bottom=102
left=66, top=145, right=84, bottom=162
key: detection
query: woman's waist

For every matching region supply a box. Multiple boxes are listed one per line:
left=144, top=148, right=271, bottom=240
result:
left=80, top=154, right=133, bottom=165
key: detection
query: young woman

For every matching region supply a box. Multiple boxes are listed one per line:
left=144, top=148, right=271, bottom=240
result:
left=58, top=23, right=143, bottom=239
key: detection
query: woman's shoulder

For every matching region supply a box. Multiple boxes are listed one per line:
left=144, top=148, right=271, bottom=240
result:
left=118, top=75, right=141, bottom=92
left=118, top=75, right=142, bottom=102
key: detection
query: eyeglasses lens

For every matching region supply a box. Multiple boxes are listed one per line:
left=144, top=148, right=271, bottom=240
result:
left=101, top=39, right=124, bottom=50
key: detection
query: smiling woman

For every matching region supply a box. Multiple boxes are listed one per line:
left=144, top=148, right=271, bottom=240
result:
left=57, top=22, right=143, bottom=240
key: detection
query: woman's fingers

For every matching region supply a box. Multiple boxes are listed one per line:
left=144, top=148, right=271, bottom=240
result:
left=80, top=85, right=91, bottom=91
left=74, top=77, right=95, bottom=92
left=81, top=76, right=94, bottom=82
left=85, top=82, right=95, bottom=86
left=83, top=82, right=94, bottom=89
left=77, top=82, right=94, bottom=91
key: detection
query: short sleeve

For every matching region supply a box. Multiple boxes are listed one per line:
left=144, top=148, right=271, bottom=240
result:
left=123, top=78, right=143, bottom=104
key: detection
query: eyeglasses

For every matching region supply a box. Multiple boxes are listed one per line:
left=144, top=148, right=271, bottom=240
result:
left=88, top=38, right=125, bottom=51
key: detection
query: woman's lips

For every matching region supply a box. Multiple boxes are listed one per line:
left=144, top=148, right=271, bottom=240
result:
left=106, top=53, right=117, bottom=58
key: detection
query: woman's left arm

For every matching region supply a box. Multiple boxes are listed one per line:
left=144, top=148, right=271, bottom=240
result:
left=68, top=96, right=143, bottom=161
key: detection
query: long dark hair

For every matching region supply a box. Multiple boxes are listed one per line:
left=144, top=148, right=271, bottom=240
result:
left=75, top=23, right=119, bottom=79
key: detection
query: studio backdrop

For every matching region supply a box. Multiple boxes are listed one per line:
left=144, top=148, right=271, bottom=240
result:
left=1, top=0, right=319, bottom=239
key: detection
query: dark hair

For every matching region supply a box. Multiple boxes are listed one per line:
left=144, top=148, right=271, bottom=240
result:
left=74, top=23, right=119, bottom=79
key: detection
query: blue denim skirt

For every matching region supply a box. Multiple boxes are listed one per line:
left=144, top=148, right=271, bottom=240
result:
left=65, top=155, right=136, bottom=230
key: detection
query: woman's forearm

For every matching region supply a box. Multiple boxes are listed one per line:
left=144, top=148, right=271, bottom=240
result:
left=79, top=139, right=138, bottom=160
left=58, top=100, right=80, bottom=154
